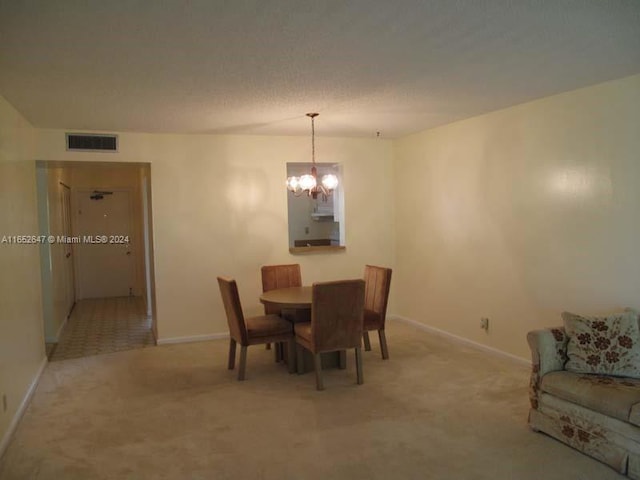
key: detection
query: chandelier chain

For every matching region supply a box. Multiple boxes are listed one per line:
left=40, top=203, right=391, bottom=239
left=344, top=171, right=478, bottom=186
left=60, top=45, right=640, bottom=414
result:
left=307, top=112, right=318, bottom=166
left=311, top=115, right=315, bottom=165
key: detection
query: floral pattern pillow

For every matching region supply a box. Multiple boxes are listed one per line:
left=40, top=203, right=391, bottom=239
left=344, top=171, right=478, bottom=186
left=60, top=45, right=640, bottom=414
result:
left=562, top=311, right=640, bottom=379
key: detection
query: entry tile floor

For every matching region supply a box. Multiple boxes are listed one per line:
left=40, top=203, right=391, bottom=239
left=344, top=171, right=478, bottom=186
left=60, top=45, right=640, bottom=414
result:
left=50, top=296, right=154, bottom=361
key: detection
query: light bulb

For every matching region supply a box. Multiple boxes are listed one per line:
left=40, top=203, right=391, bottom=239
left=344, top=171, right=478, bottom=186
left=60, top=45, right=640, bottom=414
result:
left=321, top=174, right=338, bottom=190
left=286, top=176, right=300, bottom=192
left=299, top=174, right=316, bottom=191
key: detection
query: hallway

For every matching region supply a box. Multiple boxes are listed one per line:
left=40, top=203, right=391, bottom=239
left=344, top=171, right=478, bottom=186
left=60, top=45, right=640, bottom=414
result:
left=50, top=297, right=154, bottom=361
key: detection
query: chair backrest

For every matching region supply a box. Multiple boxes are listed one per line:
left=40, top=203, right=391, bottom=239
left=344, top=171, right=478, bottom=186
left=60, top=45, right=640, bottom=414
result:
left=217, top=276, right=248, bottom=345
left=311, top=279, right=365, bottom=352
left=261, top=264, right=302, bottom=314
left=364, top=265, right=392, bottom=324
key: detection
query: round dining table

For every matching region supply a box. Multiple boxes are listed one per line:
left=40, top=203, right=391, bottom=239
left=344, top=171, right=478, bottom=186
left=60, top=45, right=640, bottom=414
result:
left=259, top=286, right=312, bottom=310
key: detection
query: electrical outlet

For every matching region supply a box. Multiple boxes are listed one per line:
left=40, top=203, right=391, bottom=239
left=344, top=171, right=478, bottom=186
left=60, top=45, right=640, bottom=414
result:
left=480, top=317, right=489, bottom=331
left=2, top=394, right=7, bottom=413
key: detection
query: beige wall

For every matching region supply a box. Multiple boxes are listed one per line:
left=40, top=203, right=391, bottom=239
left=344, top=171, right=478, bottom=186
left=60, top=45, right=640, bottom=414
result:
left=48, top=168, right=71, bottom=336
left=34, top=132, right=395, bottom=340
left=393, top=74, right=640, bottom=360
left=0, top=96, right=43, bottom=450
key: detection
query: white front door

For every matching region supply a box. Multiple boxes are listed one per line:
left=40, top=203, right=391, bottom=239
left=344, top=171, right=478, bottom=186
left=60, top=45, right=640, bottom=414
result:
left=74, top=189, right=134, bottom=299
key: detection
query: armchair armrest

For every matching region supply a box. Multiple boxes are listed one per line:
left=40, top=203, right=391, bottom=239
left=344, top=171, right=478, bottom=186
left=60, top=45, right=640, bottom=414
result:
left=526, top=328, right=568, bottom=409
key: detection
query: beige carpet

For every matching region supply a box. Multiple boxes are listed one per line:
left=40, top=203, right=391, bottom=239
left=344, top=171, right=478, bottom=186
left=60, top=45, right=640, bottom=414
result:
left=0, top=320, right=624, bottom=479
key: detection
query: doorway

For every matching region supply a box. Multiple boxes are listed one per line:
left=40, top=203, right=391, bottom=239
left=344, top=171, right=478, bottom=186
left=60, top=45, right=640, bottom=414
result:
left=36, top=161, right=157, bottom=360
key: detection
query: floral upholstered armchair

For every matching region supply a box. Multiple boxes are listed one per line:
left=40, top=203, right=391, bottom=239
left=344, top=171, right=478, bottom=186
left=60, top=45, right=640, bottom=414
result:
left=528, top=311, right=640, bottom=479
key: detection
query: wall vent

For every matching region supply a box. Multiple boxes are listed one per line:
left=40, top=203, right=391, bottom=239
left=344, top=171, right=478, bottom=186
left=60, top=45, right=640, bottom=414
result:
left=66, top=133, right=118, bottom=152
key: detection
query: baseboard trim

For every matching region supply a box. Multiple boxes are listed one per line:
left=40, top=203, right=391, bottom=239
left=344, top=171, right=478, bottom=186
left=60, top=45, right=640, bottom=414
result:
left=44, top=307, right=72, bottom=344
left=54, top=311, right=69, bottom=341
left=157, top=332, right=229, bottom=345
left=389, top=314, right=530, bottom=366
left=0, top=356, right=48, bottom=459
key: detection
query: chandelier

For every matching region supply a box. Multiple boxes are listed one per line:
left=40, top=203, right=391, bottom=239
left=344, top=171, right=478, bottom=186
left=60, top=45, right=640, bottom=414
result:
left=286, top=113, right=338, bottom=200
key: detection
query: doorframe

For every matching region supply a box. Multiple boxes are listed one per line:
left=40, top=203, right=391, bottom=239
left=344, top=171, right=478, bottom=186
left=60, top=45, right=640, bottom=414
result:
left=60, top=182, right=76, bottom=317
left=35, top=160, right=158, bottom=346
left=140, top=170, right=158, bottom=341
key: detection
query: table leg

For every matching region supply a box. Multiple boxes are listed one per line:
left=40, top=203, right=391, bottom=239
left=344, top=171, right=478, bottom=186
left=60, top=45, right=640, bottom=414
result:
left=296, top=343, right=305, bottom=375
left=287, top=339, right=296, bottom=374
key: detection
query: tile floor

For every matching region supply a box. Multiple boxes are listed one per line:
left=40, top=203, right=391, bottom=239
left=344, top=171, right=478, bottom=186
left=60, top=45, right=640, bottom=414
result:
left=49, top=296, right=154, bottom=361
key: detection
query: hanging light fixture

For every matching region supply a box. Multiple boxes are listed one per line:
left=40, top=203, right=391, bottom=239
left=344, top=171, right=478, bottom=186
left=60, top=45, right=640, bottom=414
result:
left=286, top=113, right=338, bottom=201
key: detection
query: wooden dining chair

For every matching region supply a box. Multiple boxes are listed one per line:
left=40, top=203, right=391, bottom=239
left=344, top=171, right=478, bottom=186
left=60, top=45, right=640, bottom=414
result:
left=261, top=264, right=302, bottom=315
left=261, top=264, right=302, bottom=358
left=294, top=279, right=365, bottom=390
left=217, top=276, right=295, bottom=380
left=363, top=265, right=393, bottom=359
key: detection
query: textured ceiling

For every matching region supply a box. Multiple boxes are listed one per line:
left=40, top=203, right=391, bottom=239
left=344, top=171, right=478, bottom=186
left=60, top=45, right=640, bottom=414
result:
left=0, top=0, right=639, bottom=138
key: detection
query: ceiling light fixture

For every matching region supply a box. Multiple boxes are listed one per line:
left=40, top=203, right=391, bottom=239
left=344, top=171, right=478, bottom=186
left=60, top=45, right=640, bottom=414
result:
left=286, top=113, right=338, bottom=201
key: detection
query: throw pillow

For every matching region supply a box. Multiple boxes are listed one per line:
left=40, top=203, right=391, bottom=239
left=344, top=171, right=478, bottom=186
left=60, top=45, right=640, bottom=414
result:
left=625, top=307, right=640, bottom=320
left=562, top=311, right=640, bottom=379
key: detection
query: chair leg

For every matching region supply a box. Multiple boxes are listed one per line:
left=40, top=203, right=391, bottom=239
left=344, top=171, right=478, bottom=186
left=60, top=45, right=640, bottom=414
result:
left=296, top=343, right=305, bottom=375
left=287, top=339, right=296, bottom=374
left=314, top=353, right=324, bottom=391
left=266, top=343, right=271, bottom=350
left=355, top=347, right=364, bottom=385
left=339, top=350, right=347, bottom=369
left=238, top=345, right=248, bottom=381
left=228, top=339, right=237, bottom=370
left=378, top=329, right=389, bottom=360
left=363, top=331, right=371, bottom=351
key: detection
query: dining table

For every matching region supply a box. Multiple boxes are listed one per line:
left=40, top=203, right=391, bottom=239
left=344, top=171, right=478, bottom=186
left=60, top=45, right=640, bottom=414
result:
left=259, top=286, right=312, bottom=322
left=259, top=286, right=344, bottom=372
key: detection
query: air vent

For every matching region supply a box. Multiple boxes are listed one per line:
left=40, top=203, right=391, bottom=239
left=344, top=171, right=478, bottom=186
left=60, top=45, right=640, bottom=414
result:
left=66, top=133, right=118, bottom=152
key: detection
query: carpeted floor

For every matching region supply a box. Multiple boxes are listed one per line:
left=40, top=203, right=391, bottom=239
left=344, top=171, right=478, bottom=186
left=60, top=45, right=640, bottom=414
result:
left=0, top=320, right=624, bottom=479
